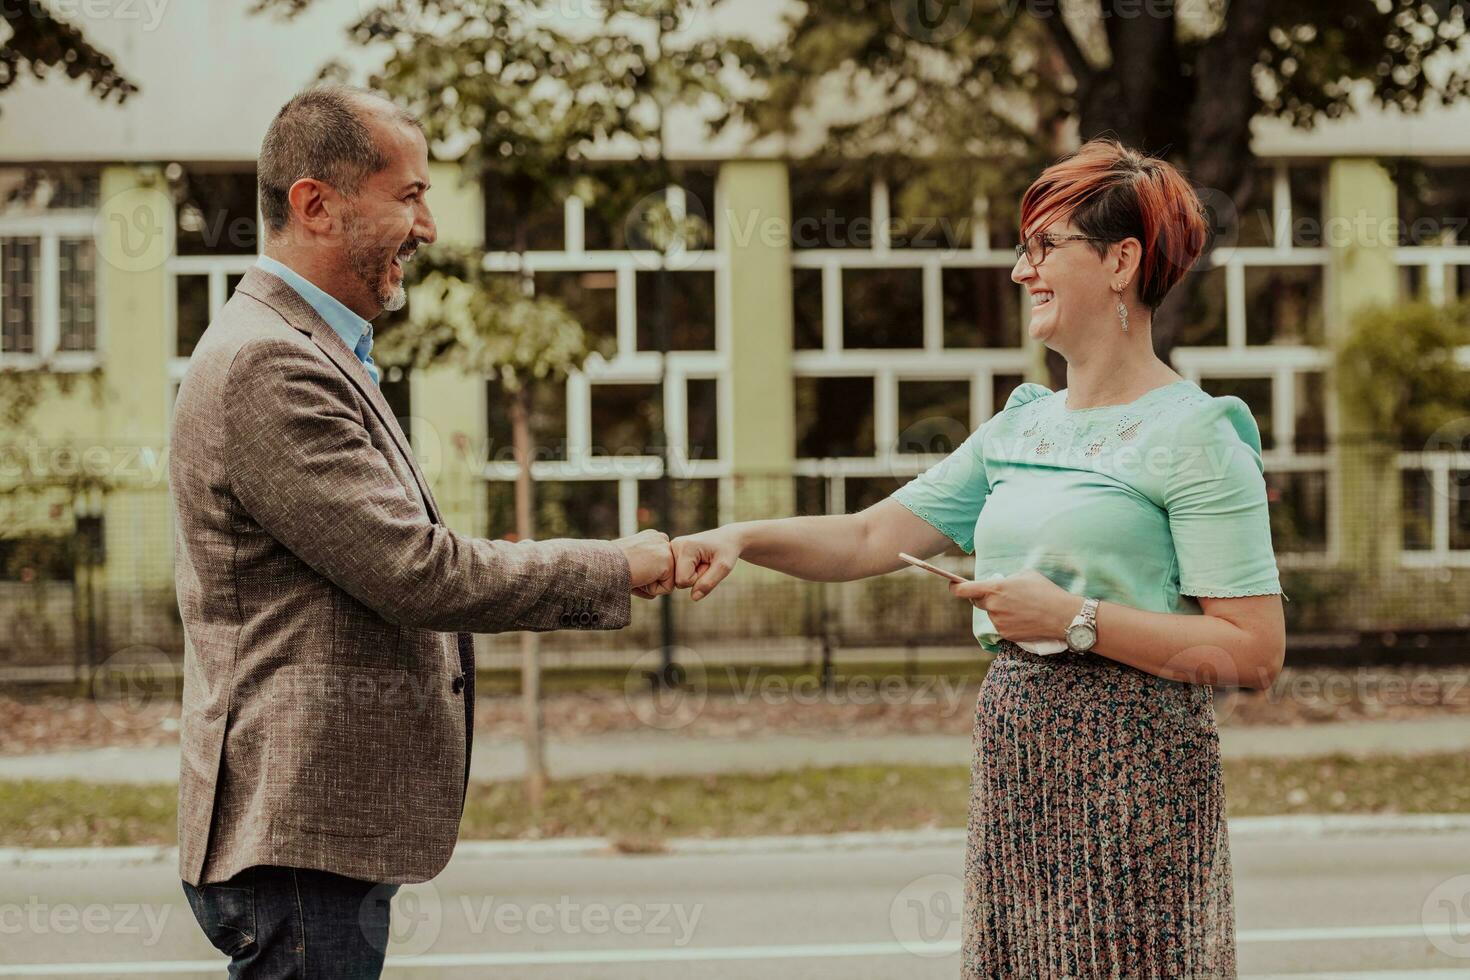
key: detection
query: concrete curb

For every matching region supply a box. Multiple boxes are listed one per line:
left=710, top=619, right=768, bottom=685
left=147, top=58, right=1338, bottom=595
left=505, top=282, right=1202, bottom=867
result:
left=5, top=814, right=1470, bottom=871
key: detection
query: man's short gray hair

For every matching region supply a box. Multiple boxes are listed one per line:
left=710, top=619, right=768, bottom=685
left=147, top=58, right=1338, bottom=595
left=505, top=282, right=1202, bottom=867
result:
left=258, top=84, right=421, bottom=233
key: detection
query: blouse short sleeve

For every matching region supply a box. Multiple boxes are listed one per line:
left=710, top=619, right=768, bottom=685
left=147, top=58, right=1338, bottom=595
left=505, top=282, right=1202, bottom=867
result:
left=1164, top=396, right=1282, bottom=598
left=890, top=382, right=1051, bottom=554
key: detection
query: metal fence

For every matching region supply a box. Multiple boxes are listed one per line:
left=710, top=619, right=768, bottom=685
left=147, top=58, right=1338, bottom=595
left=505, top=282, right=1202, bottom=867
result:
left=0, top=437, right=1463, bottom=678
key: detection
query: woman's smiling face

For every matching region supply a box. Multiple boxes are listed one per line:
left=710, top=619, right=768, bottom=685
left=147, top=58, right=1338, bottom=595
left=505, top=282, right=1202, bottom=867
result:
left=1010, top=217, right=1117, bottom=348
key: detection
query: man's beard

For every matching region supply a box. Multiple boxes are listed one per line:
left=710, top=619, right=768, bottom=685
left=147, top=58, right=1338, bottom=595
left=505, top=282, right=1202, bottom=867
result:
left=343, top=208, right=409, bottom=313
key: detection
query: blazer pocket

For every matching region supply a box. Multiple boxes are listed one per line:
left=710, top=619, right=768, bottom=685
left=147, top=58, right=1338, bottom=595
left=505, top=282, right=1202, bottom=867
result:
left=266, top=664, right=411, bottom=839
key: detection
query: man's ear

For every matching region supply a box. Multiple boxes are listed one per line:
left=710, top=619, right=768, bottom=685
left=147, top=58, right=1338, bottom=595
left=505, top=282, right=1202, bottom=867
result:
left=286, top=177, right=337, bottom=237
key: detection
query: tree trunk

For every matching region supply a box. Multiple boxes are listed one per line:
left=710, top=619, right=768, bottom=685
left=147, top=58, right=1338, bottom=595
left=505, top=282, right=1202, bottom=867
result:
left=509, top=385, right=546, bottom=809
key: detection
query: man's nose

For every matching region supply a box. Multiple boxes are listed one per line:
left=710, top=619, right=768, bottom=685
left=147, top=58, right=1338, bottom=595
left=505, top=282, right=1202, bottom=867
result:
left=415, top=200, right=437, bottom=245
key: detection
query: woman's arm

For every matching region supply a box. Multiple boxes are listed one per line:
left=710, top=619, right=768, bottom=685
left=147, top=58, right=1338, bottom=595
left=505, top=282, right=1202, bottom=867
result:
left=672, top=498, right=954, bottom=600
left=950, top=572, right=1286, bottom=690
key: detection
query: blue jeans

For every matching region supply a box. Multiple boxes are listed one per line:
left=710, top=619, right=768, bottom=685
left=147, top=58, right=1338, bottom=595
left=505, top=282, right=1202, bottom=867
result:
left=182, top=865, right=400, bottom=979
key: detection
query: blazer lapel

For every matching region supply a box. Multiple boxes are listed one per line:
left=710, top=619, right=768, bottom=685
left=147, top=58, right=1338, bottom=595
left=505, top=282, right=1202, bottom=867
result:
left=236, top=266, right=445, bottom=525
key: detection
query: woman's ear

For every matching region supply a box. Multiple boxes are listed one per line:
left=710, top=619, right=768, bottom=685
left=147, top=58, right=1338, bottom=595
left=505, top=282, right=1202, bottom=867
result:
left=1113, top=236, right=1144, bottom=282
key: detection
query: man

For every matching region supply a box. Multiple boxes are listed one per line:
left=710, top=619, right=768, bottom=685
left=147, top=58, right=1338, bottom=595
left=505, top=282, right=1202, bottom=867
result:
left=170, top=84, right=674, bottom=978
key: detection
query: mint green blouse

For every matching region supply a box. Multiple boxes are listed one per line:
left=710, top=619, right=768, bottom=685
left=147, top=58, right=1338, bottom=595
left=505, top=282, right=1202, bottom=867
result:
left=891, top=380, right=1284, bottom=653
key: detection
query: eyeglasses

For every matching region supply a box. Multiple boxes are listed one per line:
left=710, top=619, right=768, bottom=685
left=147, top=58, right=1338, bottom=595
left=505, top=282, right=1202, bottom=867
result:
left=1014, top=231, right=1112, bottom=268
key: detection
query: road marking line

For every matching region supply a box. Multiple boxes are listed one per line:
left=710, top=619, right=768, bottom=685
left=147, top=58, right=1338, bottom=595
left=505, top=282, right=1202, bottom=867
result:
left=0, top=924, right=1464, bottom=975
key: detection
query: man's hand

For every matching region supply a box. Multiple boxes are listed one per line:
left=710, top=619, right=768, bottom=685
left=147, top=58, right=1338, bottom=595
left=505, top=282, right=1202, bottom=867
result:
left=616, top=529, right=675, bottom=599
left=672, top=527, right=744, bottom=601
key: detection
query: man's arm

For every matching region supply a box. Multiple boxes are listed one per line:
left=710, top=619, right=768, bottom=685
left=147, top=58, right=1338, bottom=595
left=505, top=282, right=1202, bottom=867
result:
left=223, top=338, right=632, bottom=633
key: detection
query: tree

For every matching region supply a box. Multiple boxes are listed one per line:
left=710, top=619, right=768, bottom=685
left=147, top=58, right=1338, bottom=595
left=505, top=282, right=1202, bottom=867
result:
left=733, top=0, right=1470, bottom=382
left=0, top=2, right=138, bottom=110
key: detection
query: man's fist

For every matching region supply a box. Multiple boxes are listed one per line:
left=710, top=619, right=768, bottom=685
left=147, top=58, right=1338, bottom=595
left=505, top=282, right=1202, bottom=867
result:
left=615, top=529, right=675, bottom=599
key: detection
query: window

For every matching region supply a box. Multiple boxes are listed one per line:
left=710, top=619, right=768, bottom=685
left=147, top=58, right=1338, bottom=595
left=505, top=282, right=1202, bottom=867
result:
left=487, top=379, right=568, bottom=463
left=1174, top=267, right=1227, bottom=347
left=636, top=270, right=715, bottom=351
left=487, top=479, right=620, bottom=539
left=1, top=236, right=39, bottom=355
left=1245, top=266, right=1324, bottom=346
left=0, top=234, right=98, bottom=361
left=795, top=377, right=875, bottom=458
left=842, top=268, right=922, bottom=348
left=171, top=170, right=258, bottom=256
left=790, top=165, right=872, bottom=250
left=590, top=383, right=661, bottom=457
left=896, top=380, right=970, bottom=455
left=942, top=267, right=1022, bottom=348
left=536, top=271, right=618, bottom=353
left=686, top=378, right=719, bottom=461
left=792, top=267, right=823, bottom=349
left=1395, top=162, right=1470, bottom=246
left=1267, top=470, right=1329, bottom=554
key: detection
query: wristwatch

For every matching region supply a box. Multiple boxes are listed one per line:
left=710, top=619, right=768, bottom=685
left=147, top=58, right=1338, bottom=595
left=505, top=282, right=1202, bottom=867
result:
left=1065, top=597, right=1100, bottom=653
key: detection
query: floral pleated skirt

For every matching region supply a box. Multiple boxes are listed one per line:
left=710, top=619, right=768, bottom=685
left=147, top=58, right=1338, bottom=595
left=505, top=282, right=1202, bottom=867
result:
left=964, top=639, right=1237, bottom=979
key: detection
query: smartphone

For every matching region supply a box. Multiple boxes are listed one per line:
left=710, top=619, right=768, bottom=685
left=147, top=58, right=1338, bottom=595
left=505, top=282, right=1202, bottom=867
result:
left=898, top=552, right=970, bottom=584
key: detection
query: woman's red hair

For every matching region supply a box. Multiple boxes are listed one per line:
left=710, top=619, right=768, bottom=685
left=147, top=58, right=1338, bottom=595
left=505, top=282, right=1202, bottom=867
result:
left=1018, top=138, right=1208, bottom=311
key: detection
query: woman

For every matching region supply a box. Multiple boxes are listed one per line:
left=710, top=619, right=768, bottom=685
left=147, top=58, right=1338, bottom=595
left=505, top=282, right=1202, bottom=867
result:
left=672, top=137, right=1285, bottom=978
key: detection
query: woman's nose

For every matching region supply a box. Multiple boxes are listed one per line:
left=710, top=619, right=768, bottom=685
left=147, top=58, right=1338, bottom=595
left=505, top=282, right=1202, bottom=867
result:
left=1011, top=256, right=1033, bottom=284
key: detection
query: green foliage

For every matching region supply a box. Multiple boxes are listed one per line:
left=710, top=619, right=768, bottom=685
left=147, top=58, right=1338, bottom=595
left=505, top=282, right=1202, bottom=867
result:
left=375, top=246, right=604, bottom=391
left=0, top=3, right=138, bottom=110
left=1336, top=298, right=1470, bottom=444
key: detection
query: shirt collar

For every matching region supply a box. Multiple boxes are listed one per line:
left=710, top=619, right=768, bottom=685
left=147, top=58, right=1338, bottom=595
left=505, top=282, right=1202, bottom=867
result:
left=255, top=254, right=373, bottom=357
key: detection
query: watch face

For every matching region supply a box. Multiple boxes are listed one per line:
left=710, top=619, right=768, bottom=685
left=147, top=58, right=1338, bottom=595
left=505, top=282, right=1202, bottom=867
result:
left=1067, top=624, right=1096, bottom=650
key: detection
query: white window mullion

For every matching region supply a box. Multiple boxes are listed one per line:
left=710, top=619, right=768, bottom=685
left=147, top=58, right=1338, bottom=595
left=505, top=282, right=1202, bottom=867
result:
left=1272, top=163, right=1291, bottom=253
left=1273, top=369, right=1294, bottom=454
left=822, top=260, right=842, bottom=352
left=874, top=370, right=897, bottom=459
left=1433, top=464, right=1451, bottom=556
left=972, top=194, right=990, bottom=253
left=618, top=477, right=640, bottom=537
left=1226, top=260, right=1247, bottom=348
left=873, top=178, right=891, bottom=255
left=666, top=368, right=688, bottom=473
left=826, top=474, right=845, bottom=516
left=566, top=372, right=591, bottom=462
left=615, top=263, right=636, bottom=358
left=922, top=261, right=942, bottom=352
left=1427, top=261, right=1447, bottom=306
left=39, top=231, right=61, bottom=358
left=565, top=196, right=585, bottom=255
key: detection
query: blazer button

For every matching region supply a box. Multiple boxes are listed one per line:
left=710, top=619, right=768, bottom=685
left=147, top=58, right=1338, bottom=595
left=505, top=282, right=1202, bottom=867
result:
left=590, top=612, right=601, bottom=625
left=451, top=675, right=465, bottom=695
left=578, top=611, right=592, bottom=626
left=558, top=612, right=572, bottom=626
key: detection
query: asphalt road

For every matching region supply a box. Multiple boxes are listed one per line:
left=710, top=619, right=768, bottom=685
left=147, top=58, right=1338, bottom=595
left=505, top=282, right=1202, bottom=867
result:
left=2, top=831, right=1468, bottom=978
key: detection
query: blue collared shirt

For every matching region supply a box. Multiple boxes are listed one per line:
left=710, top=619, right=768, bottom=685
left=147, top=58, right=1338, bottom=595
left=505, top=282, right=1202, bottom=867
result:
left=256, top=255, right=381, bottom=386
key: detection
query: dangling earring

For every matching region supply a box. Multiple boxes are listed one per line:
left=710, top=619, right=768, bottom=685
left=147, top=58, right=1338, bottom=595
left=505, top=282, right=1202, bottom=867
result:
left=1114, top=282, right=1130, bottom=333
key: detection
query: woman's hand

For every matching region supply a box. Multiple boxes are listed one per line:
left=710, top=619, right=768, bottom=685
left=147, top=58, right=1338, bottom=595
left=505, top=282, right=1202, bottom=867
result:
left=949, top=569, right=1081, bottom=642
left=672, top=527, right=746, bottom=601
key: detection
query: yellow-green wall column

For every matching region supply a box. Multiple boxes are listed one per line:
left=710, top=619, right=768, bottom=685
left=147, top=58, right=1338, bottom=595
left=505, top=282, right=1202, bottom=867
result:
left=1325, top=157, right=1400, bottom=580
left=97, top=165, right=175, bottom=621
left=412, top=161, right=488, bottom=537
left=719, top=160, right=795, bottom=521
